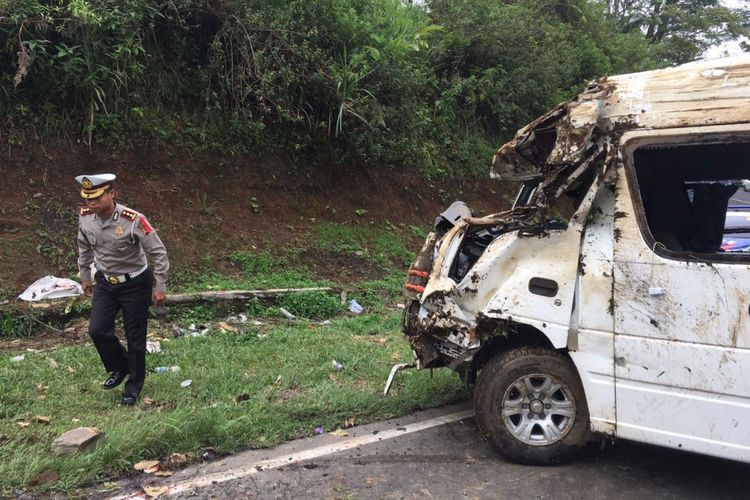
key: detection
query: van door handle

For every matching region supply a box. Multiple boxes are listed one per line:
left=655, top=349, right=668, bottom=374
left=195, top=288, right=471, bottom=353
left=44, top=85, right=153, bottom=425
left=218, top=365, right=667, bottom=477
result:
left=528, top=277, right=558, bottom=297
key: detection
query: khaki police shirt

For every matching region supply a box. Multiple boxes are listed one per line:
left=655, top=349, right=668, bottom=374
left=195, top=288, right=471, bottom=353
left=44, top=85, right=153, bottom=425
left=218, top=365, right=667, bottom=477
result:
left=77, top=203, right=169, bottom=292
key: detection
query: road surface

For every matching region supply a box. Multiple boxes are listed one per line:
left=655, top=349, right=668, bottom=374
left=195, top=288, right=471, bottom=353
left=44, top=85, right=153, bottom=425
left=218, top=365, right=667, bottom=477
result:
left=112, top=402, right=750, bottom=500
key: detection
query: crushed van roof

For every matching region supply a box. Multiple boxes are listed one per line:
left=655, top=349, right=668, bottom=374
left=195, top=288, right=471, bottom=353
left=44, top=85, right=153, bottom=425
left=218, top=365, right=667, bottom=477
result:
left=491, top=55, right=750, bottom=182
left=604, top=55, right=750, bottom=129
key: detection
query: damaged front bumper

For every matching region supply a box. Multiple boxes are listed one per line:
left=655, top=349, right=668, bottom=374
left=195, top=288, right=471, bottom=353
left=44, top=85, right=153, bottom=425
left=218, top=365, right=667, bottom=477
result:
left=400, top=80, right=621, bottom=381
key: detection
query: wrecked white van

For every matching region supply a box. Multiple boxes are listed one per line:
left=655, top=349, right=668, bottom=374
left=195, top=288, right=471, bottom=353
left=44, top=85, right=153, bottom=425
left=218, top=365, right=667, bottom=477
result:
left=400, top=55, right=750, bottom=464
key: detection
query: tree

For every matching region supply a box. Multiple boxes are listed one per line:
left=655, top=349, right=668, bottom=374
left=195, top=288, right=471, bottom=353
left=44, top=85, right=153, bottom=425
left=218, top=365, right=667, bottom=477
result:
left=602, top=0, right=750, bottom=63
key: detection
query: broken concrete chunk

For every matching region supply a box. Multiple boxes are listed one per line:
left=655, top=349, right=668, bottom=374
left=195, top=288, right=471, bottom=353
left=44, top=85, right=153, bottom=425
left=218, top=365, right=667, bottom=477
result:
left=51, top=427, right=102, bottom=455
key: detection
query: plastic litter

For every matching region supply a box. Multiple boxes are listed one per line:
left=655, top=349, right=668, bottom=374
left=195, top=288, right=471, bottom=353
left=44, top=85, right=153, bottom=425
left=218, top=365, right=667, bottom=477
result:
left=279, top=308, right=296, bottom=320
left=146, top=341, right=161, bottom=354
left=10, top=355, right=25, bottom=362
left=171, top=324, right=184, bottom=337
left=18, top=276, right=83, bottom=301
left=348, top=299, right=364, bottom=314
left=180, top=379, right=192, bottom=388
left=332, top=359, right=344, bottom=370
left=154, top=366, right=181, bottom=373
left=314, top=426, right=325, bottom=434
left=187, top=324, right=210, bottom=337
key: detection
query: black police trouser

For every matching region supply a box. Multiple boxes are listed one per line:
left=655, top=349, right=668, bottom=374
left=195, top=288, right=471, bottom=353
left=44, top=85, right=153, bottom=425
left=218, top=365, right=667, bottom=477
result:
left=89, top=269, right=153, bottom=395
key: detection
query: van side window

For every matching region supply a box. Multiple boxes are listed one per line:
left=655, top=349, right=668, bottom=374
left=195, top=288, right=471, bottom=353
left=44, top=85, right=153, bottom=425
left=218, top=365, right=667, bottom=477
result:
left=633, top=142, right=750, bottom=256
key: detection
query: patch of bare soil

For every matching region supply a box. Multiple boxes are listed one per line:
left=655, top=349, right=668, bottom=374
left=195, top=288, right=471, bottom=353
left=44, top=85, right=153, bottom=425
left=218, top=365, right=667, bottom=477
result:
left=0, top=321, right=88, bottom=352
left=0, top=142, right=512, bottom=290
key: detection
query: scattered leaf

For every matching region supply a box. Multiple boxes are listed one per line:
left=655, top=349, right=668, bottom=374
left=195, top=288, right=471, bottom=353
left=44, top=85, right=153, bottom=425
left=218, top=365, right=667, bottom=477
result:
left=154, top=470, right=173, bottom=477
left=167, top=452, right=187, bottom=467
left=17, top=421, right=31, bottom=428
left=47, top=357, right=59, bottom=369
left=143, top=397, right=155, bottom=407
left=274, top=375, right=283, bottom=385
left=328, top=428, right=349, bottom=437
left=134, top=460, right=160, bottom=472
left=370, top=336, right=388, bottom=344
left=34, top=415, right=51, bottom=424
left=28, top=470, right=59, bottom=487
left=218, top=321, right=237, bottom=332
left=343, top=417, right=356, bottom=428
left=143, top=485, right=169, bottom=498
left=144, top=464, right=160, bottom=474
left=66, top=366, right=75, bottom=374
left=328, top=373, right=337, bottom=381
left=38, top=395, right=46, bottom=400
left=391, top=352, right=401, bottom=361
left=71, top=418, right=80, bottom=422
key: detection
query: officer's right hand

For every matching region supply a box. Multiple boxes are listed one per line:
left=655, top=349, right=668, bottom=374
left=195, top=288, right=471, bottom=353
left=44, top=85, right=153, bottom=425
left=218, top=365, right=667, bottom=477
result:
left=82, top=280, right=92, bottom=297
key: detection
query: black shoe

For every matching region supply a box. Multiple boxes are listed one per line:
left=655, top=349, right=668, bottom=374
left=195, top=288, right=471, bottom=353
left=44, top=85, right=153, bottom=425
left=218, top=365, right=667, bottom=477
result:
left=121, top=393, right=139, bottom=406
left=102, top=370, right=127, bottom=390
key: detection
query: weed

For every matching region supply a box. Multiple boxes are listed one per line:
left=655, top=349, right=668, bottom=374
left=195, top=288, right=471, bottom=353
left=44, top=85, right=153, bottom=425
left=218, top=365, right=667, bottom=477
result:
left=231, top=250, right=281, bottom=277
left=352, top=272, right=405, bottom=308
left=277, top=291, right=342, bottom=319
left=0, top=310, right=33, bottom=338
left=174, top=304, right=215, bottom=326
left=22, top=199, right=40, bottom=217
left=244, top=297, right=268, bottom=317
left=250, top=197, right=261, bottom=214
left=315, top=223, right=414, bottom=269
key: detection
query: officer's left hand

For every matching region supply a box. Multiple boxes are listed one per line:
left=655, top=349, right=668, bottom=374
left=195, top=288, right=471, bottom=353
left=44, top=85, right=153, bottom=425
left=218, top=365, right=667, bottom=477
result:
left=152, top=290, right=166, bottom=306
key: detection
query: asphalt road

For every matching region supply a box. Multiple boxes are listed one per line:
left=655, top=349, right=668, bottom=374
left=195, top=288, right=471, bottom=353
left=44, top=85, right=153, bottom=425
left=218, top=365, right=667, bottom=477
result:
left=115, top=402, right=750, bottom=500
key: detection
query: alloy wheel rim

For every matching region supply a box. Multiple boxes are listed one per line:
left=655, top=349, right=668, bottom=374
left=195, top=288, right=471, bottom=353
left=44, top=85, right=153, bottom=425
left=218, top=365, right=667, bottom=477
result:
left=500, top=373, right=576, bottom=446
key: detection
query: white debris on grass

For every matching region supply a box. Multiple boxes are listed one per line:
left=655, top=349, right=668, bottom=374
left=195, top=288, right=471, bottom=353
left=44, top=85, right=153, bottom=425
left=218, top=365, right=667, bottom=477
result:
left=19, top=276, right=83, bottom=301
left=348, top=299, right=364, bottom=314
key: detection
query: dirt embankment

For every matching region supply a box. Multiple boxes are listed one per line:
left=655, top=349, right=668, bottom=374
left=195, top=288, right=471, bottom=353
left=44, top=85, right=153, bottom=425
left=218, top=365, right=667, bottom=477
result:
left=0, top=143, right=514, bottom=292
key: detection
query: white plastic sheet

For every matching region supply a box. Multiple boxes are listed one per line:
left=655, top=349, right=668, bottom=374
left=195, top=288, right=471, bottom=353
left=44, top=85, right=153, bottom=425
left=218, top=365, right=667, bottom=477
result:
left=18, top=276, right=83, bottom=301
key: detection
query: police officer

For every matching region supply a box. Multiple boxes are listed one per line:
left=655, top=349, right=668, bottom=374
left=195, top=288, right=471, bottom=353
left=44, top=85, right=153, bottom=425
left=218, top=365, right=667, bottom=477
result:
left=76, top=173, right=169, bottom=405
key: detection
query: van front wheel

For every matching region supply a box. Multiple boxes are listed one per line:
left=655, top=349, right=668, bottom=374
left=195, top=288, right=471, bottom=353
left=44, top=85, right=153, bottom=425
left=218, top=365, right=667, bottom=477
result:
left=474, top=346, right=590, bottom=465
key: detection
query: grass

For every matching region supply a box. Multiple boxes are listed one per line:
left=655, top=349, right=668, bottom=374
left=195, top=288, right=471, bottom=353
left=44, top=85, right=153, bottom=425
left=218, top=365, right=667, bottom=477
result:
left=315, top=222, right=416, bottom=269
left=0, top=312, right=467, bottom=494
left=0, top=219, right=450, bottom=494
left=170, top=249, right=327, bottom=293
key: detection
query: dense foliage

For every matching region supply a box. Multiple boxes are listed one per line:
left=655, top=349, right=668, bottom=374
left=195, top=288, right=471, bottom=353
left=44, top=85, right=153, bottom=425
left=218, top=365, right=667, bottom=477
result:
left=1, top=0, right=747, bottom=174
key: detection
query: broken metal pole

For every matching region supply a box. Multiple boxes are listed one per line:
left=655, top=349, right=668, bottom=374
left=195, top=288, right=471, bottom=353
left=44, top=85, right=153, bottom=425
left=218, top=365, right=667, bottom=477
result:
left=164, top=287, right=334, bottom=304
left=383, top=362, right=416, bottom=396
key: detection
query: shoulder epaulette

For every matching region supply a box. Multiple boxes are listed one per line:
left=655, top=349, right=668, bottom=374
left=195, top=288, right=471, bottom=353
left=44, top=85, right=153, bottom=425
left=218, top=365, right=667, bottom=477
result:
left=121, top=209, right=137, bottom=221
left=79, top=206, right=93, bottom=216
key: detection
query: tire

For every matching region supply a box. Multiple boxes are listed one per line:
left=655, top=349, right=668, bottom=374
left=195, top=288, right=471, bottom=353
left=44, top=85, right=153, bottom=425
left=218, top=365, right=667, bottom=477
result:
left=474, top=346, right=590, bottom=465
